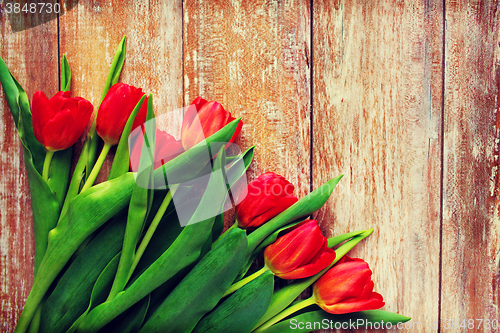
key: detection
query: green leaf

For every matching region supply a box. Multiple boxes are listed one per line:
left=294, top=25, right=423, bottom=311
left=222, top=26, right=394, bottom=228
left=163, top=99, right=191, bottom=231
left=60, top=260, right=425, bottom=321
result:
left=15, top=78, right=46, bottom=173
left=246, top=175, right=343, bottom=255
left=40, top=213, right=127, bottom=333
left=66, top=253, right=121, bottom=333
left=47, top=148, right=72, bottom=207
left=257, top=309, right=411, bottom=333
left=107, top=97, right=154, bottom=299
left=0, top=56, right=21, bottom=127
left=193, top=270, right=274, bottom=333
left=0, top=57, right=65, bottom=276
left=61, top=54, right=71, bottom=92
left=101, top=295, right=150, bottom=333
left=100, top=35, right=126, bottom=103
left=75, top=146, right=231, bottom=332
left=107, top=95, right=147, bottom=180
left=139, top=227, right=248, bottom=333
left=327, top=229, right=367, bottom=248
left=212, top=213, right=225, bottom=242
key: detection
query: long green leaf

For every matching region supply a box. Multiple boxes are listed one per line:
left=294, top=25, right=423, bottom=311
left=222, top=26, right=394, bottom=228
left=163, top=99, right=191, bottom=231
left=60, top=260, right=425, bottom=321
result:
left=258, top=309, right=411, bottom=333
left=193, top=270, right=274, bottom=333
left=139, top=227, right=248, bottom=333
left=0, top=58, right=62, bottom=275
left=107, top=95, right=147, bottom=180
left=39, top=213, right=127, bottom=333
left=107, top=95, right=154, bottom=299
left=66, top=253, right=121, bottom=333
left=61, top=54, right=71, bottom=92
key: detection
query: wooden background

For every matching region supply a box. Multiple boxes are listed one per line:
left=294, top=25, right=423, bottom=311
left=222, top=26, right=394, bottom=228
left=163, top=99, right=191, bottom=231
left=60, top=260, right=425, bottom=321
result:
left=1, top=0, right=500, bottom=332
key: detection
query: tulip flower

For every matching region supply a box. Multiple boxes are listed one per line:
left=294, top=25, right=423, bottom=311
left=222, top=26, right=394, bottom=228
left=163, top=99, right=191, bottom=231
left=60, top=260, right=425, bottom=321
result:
left=180, top=97, right=242, bottom=150
left=312, top=256, right=385, bottom=314
left=129, top=127, right=184, bottom=171
left=235, top=172, right=298, bottom=229
left=264, top=219, right=336, bottom=279
left=96, top=83, right=148, bottom=145
left=223, top=219, right=336, bottom=298
left=32, top=90, right=93, bottom=151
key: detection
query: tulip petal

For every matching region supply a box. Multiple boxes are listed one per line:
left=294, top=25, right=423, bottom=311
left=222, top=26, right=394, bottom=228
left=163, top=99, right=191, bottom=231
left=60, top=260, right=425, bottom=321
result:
left=32, top=91, right=55, bottom=145
left=41, top=109, right=80, bottom=151
left=277, top=246, right=336, bottom=280
left=265, top=220, right=330, bottom=277
left=314, top=261, right=372, bottom=303
left=320, top=292, right=385, bottom=314
left=48, top=91, right=71, bottom=114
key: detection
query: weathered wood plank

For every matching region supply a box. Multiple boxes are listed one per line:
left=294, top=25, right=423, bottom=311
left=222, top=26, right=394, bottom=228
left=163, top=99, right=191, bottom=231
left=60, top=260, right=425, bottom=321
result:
left=441, top=1, right=500, bottom=331
left=183, top=0, right=311, bottom=202
left=0, top=10, right=59, bottom=333
left=59, top=0, right=184, bottom=182
left=313, top=1, right=443, bottom=331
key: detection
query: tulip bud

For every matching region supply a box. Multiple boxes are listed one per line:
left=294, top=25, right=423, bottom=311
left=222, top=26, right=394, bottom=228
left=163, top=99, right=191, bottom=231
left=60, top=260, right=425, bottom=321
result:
left=96, top=83, right=148, bottom=145
left=129, top=127, right=184, bottom=171
left=312, top=256, right=385, bottom=314
left=180, top=97, right=242, bottom=150
left=235, top=172, right=298, bottom=229
left=32, top=91, right=93, bottom=151
left=264, top=220, right=336, bottom=279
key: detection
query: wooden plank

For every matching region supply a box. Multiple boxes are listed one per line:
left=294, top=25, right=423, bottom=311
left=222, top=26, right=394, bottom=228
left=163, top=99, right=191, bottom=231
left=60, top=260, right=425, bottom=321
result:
left=313, top=1, right=443, bottom=331
left=183, top=0, right=311, bottom=202
left=59, top=0, right=184, bottom=182
left=441, top=1, right=500, bottom=331
left=0, top=10, right=59, bottom=333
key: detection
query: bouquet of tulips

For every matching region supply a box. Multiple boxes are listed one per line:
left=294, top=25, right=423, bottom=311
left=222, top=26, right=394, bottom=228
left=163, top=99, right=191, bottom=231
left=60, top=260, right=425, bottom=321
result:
left=1, top=37, right=410, bottom=333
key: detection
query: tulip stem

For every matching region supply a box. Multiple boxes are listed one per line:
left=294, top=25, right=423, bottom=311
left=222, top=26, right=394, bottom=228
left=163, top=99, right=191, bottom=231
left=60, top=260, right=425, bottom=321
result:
left=253, top=297, right=315, bottom=332
left=81, top=142, right=112, bottom=192
left=42, top=150, right=55, bottom=181
left=223, top=266, right=268, bottom=298
left=127, top=184, right=178, bottom=282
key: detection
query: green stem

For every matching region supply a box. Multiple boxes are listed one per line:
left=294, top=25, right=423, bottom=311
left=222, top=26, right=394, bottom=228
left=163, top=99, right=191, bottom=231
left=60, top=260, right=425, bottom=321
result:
left=253, top=297, right=316, bottom=332
left=223, top=266, right=268, bottom=298
left=26, top=305, right=41, bottom=333
left=127, top=184, right=178, bottom=282
left=327, top=229, right=367, bottom=248
left=42, top=150, right=55, bottom=181
left=81, top=142, right=112, bottom=192
left=212, top=222, right=238, bottom=248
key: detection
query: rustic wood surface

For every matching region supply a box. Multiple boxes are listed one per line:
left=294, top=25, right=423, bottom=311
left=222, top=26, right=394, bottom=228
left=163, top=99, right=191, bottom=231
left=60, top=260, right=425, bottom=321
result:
left=1, top=1, right=499, bottom=332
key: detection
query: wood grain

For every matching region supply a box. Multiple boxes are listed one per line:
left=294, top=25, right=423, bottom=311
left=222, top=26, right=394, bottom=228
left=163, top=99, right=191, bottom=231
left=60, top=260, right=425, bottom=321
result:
left=441, top=1, right=500, bottom=330
left=313, top=1, right=444, bottom=331
left=183, top=0, right=311, bottom=200
left=0, top=9, right=59, bottom=332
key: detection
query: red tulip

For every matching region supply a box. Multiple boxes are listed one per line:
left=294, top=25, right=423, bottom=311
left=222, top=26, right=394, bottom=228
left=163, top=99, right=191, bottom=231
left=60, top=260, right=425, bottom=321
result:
left=235, top=172, right=298, bottom=229
left=312, top=256, right=385, bottom=314
left=96, top=83, right=148, bottom=145
left=32, top=91, right=93, bottom=151
left=180, top=97, right=242, bottom=150
left=264, top=220, right=336, bottom=279
left=129, top=127, right=184, bottom=171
